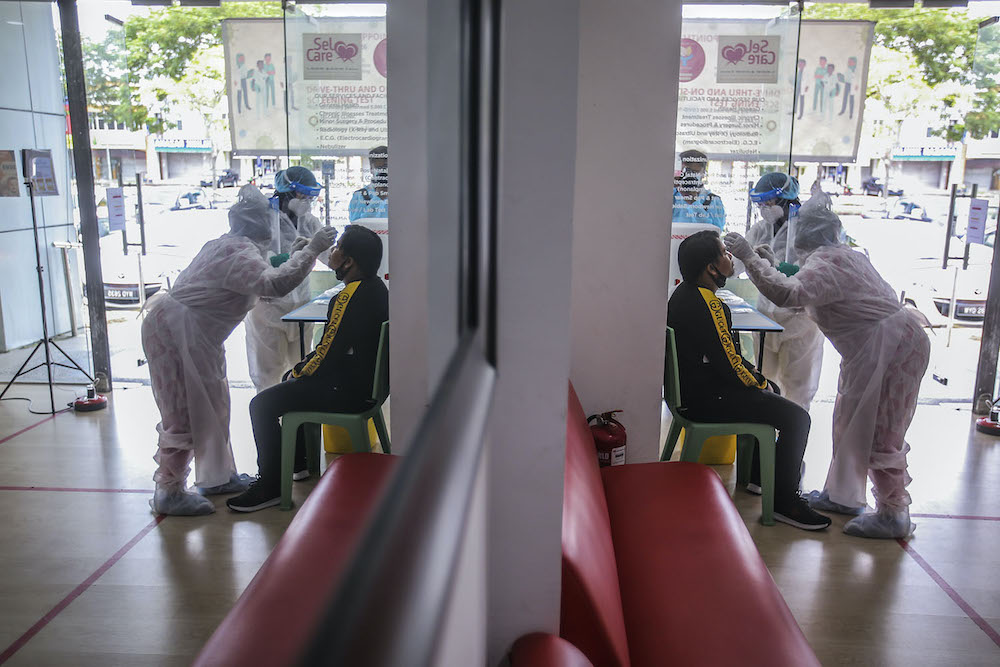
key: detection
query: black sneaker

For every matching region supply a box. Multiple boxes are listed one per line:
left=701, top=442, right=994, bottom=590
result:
left=773, top=495, right=832, bottom=531
left=226, top=478, right=280, bottom=513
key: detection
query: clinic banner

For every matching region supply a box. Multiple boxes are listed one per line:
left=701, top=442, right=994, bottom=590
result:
left=676, top=19, right=873, bottom=163
left=223, top=17, right=387, bottom=156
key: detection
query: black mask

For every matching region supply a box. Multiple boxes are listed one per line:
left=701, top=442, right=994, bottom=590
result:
left=334, top=259, right=350, bottom=281
left=711, top=269, right=727, bottom=289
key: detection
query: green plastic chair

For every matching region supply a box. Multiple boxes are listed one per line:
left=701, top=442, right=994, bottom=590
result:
left=279, top=321, right=391, bottom=510
left=661, top=326, right=777, bottom=525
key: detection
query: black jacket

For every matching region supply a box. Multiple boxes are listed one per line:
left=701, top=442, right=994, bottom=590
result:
left=291, top=277, right=389, bottom=402
left=666, top=281, right=767, bottom=408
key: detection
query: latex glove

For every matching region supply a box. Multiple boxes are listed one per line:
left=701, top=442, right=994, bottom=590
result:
left=724, top=232, right=753, bottom=260
left=307, top=226, right=338, bottom=254
left=754, top=243, right=776, bottom=266
left=290, top=236, right=309, bottom=254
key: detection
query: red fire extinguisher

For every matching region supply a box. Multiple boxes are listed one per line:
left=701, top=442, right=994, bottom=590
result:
left=587, top=410, right=626, bottom=467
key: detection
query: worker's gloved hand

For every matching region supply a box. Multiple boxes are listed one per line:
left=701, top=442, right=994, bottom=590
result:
left=754, top=243, right=777, bottom=266
left=307, top=226, right=338, bottom=254
left=724, top=232, right=753, bottom=260
left=290, top=236, right=309, bottom=254
left=777, top=261, right=800, bottom=277
left=269, top=252, right=290, bottom=268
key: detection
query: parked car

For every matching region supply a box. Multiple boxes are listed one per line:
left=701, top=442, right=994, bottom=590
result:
left=861, top=177, right=904, bottom=197
left=201, top=169, right=240, bottom=188
left=171, top=188, right=214, bottom=211
left=902, top=245, right=992, bottom=327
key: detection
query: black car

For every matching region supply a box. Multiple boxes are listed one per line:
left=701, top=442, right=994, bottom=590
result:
left=861, top=177, right=903, bottom=197
left=201, top=169, right=240, bottom=188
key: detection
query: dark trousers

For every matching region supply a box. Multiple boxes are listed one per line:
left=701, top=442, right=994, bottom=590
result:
left=683, top=389, right=810, bottom=504
left=249, top=377, right=366, bottom=489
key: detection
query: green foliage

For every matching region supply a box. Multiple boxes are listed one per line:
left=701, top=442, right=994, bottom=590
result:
left=81, top=33, right=136, bottom=129
left=125, top=2, right=280, bottom=81
left=804, top=3, right=1000, bottom=140
left=116, top=2, right=280, bottom=133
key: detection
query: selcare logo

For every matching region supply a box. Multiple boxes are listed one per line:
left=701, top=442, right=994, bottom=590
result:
left=720, top=39, right=776, bottom=66
left=306, top=37, right=360, bottom=63
left=716, top=35, right=780, bottom=84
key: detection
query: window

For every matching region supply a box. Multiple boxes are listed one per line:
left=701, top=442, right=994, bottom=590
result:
left=176, top=120, right=183, bottom=131
left=97, top=118, right=105, bottom=129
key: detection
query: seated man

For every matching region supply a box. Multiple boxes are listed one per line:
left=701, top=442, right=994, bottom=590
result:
left=667, top=229, right=830, bottom=531
left=228, top=225, right=389, bottom=512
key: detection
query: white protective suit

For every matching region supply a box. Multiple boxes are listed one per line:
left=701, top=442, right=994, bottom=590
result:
left=142, top=186, right=331, bottom=492
left=728, top=196, right=930, bottom=515
left=244, top=198, right=324, bottom=392
left=735, top=205, right=825, bottom=410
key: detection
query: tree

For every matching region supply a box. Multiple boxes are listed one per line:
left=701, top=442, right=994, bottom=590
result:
left=81, top=34, right=134, bottom=128
left=122, top=2, right=281, bottom=132
left=804, top=3, right=1000, bottom=140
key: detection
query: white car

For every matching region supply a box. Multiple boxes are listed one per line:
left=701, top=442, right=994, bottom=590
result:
left=901, top=243, right=993, bottom=327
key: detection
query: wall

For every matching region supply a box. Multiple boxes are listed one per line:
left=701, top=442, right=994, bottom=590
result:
left=0, top=1, right=81, bottom=352
left=569, top=0, right=683, bottom=464
left=486, top=0, right=580, bottom=660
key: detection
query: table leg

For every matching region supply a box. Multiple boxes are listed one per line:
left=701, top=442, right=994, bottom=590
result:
left=757, top=332, right=766, bottom=372
left=299, top=322, right=306, bottom=359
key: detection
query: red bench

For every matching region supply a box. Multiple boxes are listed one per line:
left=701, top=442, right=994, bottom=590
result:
left=552, top=384, right=819, bottom=667
left=193, top=453, right=397, bottom=666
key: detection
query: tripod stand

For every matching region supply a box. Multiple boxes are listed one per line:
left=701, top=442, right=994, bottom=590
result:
left=0, top=180, right=94, bottom=414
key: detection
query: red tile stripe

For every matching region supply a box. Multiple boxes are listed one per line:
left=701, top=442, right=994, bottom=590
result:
left=897, top=538, right=1000, bottom=649
left=0, top=486, right=153, bottom=494
left=0, top=515, right=167, bottom=664
left=910, top=513, right=1000, bottom=522
left=0, top=409, right=70, bottom=446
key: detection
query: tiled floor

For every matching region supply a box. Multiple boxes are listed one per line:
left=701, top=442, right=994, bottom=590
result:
left=670, top=398, right=1000, bottom=666
left=1, top=381, right=999, bottom=665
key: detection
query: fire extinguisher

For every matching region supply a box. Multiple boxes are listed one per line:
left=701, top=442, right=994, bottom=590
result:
left=587, top=410, right=626, bottom=467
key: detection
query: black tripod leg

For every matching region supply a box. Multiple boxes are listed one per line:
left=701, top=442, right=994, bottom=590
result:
left=0, top=341, right=43, bottom=401
left=48, top=339, right=95, bottom=382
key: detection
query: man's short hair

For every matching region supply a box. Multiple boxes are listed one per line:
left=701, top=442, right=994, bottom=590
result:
left=341, top=225, right=383, bottom=279
left=678, top=230, right=722, bottom=283
left=679, top=149, right=708, bottom=168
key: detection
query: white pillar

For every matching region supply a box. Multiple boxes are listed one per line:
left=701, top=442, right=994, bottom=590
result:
left=569, top=0, right=683, bottom=463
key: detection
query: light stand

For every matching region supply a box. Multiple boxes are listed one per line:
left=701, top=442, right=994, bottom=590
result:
left=0, top=179, right=95, bottom=414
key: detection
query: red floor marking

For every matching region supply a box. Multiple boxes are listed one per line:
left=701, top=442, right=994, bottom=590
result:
left=910, top=513, right=1000, bottom=522
left=897, top=538, right=1000, bottom=649
left=0, top=409, right=70, bottom=446
left=0, top=515, right=167, bottom=665
left=0, top=486, right=153, bottom=494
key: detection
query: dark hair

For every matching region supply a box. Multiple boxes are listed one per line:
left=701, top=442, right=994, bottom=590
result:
left=678, top=230, right=722, bottom=283
left=341, top=225, right=383, bottom=278
left=679, top=149, right=708, bottom=167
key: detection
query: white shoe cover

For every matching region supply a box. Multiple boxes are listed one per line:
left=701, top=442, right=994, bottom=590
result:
left=843, top=508, right=915, bottom=539
left=196, top=472, right=252, bottom=496
left=806, top=489, right=866, bottom=516
left=150, top=487, right=215, bottom=516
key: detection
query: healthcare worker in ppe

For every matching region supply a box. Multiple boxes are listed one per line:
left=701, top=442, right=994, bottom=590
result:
left=735, top=172, right=825, bottom=412
left=244, top=166, right=327, bottom=393
left=142, top=185, right=338, bottom=516
left=724, top=193, right=930, bottom=539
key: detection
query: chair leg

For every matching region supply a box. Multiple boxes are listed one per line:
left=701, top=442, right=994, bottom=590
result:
left=679, top=432, right=705, bottom=464
left=280, top=418, right=300, bottom=511
left=373, top=410, right=391, bottom=454
left=347, top=420, right=370, bottom=453
left=759, top=435, right=776, bottom=526
left=661, top=419, right=684, bottom=462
